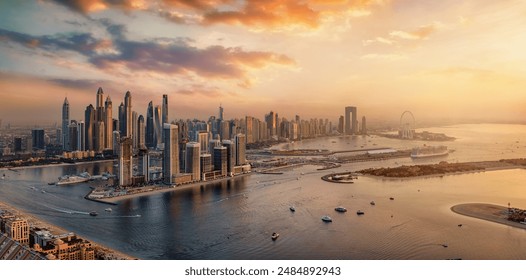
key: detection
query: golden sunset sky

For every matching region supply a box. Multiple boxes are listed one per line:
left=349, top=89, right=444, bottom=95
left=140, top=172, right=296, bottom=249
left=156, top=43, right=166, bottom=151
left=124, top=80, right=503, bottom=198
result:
left=1, top=0, right=525, bottom=125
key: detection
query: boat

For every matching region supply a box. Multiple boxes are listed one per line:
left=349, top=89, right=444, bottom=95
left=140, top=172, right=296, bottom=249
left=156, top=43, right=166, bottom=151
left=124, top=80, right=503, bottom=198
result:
left=370, top=201, right=376, bottom=206
left=56, top=175, right=90, bottom=186
left=89, top=211, right=98, bottom=216
left=271, top=232, right=279, bottom=240
left=389, top=197, right=394, bottom=200
left=289, top=206, right=295, bottom=212
left=411, top=145, right=448, bottom=158
left=356, top=210, right=364, bottom=215
left=321, top=215, right=332, bottom=222
left=334, top=206, right=347, bottom=213
left=47, top=182, right=55, bottom=185
left=105, top=208, right=112, bottom=212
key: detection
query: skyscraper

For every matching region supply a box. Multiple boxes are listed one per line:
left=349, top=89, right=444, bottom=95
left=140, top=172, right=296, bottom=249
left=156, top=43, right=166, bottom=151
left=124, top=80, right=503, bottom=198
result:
left=96, top=87, right=104, bottom=110
left=197, top=131, right=209, bottom=154
left=124, top=91, right=132, bottom=137
left=118, top=137, right=133, bottom=187
left=105, top=96, right=113, bottom=150
left=138, top=149, right=150, bottom=182
left=338, top=115, right=344, bottom=134
left=132, top=111, right=138, bottom=149
left=68, top=121, right=78, bottom=151
left=219, top=104, right=224, bottom=120
left=185, top=142, right=200, bottom=181
left=234, top=134, right=246, bottom=166
left=163, top=124, right=179, bottom=185
left=137, top=115, right=146, bottom=150
left=77, top=121, right=85, bottom=151
left=222, top=140, right=235, bottom=176
left=154, top=105, right=162, bottom=149
left=32, top=128, right=45, bottom=150
left=84, top=104, right=95, bottom=151
left=118, top=102, right=125, bottom=135
left=361, top=116, right=367, bottom=135
left=213, top=146, right=227, bottom=176
left=146, top=101, right=155, bottom=149
left=62, top=97, right=69, bottom=151
left=345, top=106, right=357, bottom=135
left=94, top=121, right=105, bottom=152
left=162, top=94, right=168, bottom=141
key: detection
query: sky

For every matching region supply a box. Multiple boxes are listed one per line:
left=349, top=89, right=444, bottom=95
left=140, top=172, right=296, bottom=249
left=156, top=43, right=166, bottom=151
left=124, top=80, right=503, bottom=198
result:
left=1, top=0, right=525, bottom=126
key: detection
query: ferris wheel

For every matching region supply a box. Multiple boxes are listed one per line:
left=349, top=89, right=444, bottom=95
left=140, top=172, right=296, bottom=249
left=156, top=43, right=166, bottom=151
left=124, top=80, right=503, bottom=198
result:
left=399, top=111, right=415, bottom=139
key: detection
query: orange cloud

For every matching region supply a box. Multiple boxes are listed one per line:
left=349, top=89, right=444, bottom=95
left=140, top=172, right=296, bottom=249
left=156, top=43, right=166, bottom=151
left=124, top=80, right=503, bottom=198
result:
left=390, top=22, right=444, bottom=40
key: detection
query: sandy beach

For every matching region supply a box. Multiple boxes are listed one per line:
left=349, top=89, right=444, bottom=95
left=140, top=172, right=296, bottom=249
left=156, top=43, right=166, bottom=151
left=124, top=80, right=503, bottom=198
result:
left=451, top=203, right=526, bottom=230
left=0, top=201, right=137, bottom=260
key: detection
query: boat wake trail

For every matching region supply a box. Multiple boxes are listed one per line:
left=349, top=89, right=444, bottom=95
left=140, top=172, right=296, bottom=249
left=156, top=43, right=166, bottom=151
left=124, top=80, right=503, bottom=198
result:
left=390, top=219, right=413, bottom=230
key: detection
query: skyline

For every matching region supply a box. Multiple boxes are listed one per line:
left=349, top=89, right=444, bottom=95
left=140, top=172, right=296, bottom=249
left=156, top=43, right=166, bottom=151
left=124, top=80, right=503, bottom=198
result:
left=1, top=1, right=526, bottom=125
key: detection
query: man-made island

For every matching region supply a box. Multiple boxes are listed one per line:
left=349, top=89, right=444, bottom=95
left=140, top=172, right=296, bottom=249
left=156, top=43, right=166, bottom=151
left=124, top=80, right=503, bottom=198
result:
left=451, top=203, right=526, bottom=230
left=357, top=158, right=526, bottom=178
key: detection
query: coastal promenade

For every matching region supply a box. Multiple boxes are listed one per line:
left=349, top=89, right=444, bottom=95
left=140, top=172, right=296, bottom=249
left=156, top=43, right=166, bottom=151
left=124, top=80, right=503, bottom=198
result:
left=451, top=203, right=526, bottom=230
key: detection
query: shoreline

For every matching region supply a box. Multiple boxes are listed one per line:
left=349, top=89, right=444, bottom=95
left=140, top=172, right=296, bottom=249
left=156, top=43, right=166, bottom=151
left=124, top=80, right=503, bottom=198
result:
left=0, top=159, right=115, bottom=171
left=0, top=200, right=137, bottom=260
left=98, top=172, right=252, bottom=203
left=451, top=203, right=526, bottom=230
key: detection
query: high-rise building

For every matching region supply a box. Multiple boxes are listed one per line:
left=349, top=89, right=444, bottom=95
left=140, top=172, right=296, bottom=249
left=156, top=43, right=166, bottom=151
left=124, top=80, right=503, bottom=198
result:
left=32, top=128, right=45, bottom=150
left=222, top=140, right=235, bottom=176
left=118, top=137, right=133, bottom=187
left=14, top=137, right=23, bottom=153
left=163, top=124, right=179, bottom=185
left=162, top=94, right=168, bottom=141
left=361, top=116, right=367, bottom=135
left=245, top=116, right=254, bottom=143
left=124, top=91, right=132, bottom=137
left=77, top=121, right=85, bottom=151
left=220, top=121, right=230, bottom=141
left=213, top=146, right=227, bottom=176
left=197, top=131, right=209, bottom=154
left=68, top=122, right=78, bottom=151
left=85, top=104, right=95, bottom=151
left=154, top=105, right=162, bottom=149
left=4, top=217, right=29, bottom=246
left=118, top=102, right=125, bottom=135
left=132, top=111, right=138, bottom=149
left=137, top=115, right=146, bottom=149
left=218, top=104, right=224, bottom=120
left=345, top=106, right=357, bottom=135
left=208, top=139, right=221, bottom=164
left=104, top=96, right=113, bottom=150
left=94, top=121, right=105, bottom=152
left=234, top=134, right=246, bottom=166
left=265, top=111, right=277, bottom=137
left=113, top=131, right=120, bottom=155
left=96, top=87, right=104, bottom=110
left=200, top=153, right=212, bottom=180
left=185, top=142, right=200, bottom=181
left=62, top=97, right=70, bottom=151
left=146, top=101, right=155, bottom=149
left=338, top=115, right=344, bottom=134
left=138, top=149, right=150, bottom=183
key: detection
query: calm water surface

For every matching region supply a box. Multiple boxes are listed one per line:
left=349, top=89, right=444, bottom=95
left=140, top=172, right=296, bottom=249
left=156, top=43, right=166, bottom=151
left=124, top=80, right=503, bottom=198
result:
left=1, top=123, right=526, bottom=259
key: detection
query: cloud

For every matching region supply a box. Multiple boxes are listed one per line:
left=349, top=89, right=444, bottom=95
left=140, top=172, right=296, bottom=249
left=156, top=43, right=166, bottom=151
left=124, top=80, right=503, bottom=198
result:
left=0, top=28, right=104, bottom=57
left=389, top=22, right=444, bottom=40
left=48, top=78, right=109, bottom=89
left=48, top=0, right=388, bottom=30
left=48, top=0, right=147, bottom=14
left=360, top=53, right=406, bottom=61
left=0, top=21, right=295, bottom=87
left=362, top=36, right=394, bottom=46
